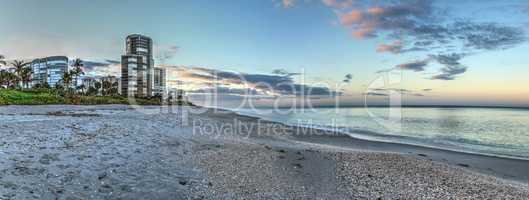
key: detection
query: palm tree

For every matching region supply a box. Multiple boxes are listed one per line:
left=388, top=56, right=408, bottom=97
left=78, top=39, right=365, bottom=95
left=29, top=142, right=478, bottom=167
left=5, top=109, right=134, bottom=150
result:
left=71, top=58, right=84, bottom=86
left=20, top=67, right=33, bottom=89
left=77, top=84, right=86, bottom=95
left=11, top=60, right=29, bottom=89
left=0, top=70, right=9, bottom=88
left=61, top=71, right=73, bottom=94
left=111, top=81, right=119, bottom=96
left=0, top=70, right=17, bottom=88
left=102, top=80, right=112, bottom=96
left=94, top=81, right=102, bottom=96
left=87, top=86, right=97, bottom=96
left=0, top=55, right=6, bottom=66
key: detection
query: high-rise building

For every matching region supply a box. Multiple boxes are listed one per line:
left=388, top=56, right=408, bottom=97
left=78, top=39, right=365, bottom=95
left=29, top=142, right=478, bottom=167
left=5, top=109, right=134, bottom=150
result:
left=30, top=56, right=68, bottom=87
left=121, top=34, right=154, bottom=97
left=153, top=67, right=166, bottom=97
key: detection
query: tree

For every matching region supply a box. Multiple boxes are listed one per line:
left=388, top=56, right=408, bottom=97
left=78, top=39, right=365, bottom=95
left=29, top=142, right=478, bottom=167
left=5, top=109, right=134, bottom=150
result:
left=110, top=81, right=119, bottom=96
left=11, top=60, right=29, bottom=88
left=77, top=84, right=86, bottom=95
left=71, top=58, right=84, bottom=87
left=0, top=55, right=6, bottom=66
left=102, top=80, right=112, bottom=95
left=20, top=67, right=33, bottom=89
left=60, top=71, right=73, bottom=94
left=0, top=70, right=17, bottom=88
left=87, top=86, right=97, bottom=96
left=94, top=81, right=102, bottom=96
left=41, top=82, right=51, bottom=89
left=0, top=70, right=10, bottom=88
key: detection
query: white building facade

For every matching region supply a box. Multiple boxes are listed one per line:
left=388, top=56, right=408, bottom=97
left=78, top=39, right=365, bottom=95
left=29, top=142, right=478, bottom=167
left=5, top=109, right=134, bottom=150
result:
left=30, top=56, right=68, bottom=87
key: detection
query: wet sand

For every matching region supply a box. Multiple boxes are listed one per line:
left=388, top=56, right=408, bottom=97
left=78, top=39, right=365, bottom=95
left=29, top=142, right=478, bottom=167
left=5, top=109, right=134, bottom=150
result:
left=1, top=105, right=529, bottom=199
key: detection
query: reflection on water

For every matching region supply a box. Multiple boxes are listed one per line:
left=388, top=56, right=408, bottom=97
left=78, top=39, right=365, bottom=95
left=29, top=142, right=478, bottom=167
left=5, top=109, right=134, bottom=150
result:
left=235, top=107, right=529, bottom=159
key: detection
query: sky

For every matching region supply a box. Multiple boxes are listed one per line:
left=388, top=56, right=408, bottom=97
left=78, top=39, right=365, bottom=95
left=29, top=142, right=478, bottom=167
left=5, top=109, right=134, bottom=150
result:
left=1, top=0, right=529, bottom=107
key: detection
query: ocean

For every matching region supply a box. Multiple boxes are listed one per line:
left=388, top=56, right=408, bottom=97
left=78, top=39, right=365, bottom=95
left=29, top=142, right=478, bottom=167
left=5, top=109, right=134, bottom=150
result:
left=233, top=107, right=529, bottom=159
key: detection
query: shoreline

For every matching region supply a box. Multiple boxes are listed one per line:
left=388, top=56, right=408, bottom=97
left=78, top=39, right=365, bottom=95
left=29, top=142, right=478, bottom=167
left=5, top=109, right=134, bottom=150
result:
left=1, top=105, right=529, bottom=199
left=195, top=106, right=529, bottom=184
left=3, top=104, right=529, bottom=182
left=215, top=105, right=529, bottom=160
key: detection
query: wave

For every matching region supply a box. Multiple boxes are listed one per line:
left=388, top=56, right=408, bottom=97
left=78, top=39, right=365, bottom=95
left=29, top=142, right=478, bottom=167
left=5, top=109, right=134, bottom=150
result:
left=231, top=108, right=529, bottom=160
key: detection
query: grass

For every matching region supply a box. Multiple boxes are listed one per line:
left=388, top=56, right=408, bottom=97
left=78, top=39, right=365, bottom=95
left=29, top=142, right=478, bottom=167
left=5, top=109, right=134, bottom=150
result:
left=0, top=89, right=165, bottom=106
left=0, top=89, right=63, bottom=105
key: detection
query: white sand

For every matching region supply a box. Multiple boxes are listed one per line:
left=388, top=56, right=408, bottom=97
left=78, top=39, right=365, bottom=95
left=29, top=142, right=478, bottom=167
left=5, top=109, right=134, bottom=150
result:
left=1, top=105, right=528, bottom=199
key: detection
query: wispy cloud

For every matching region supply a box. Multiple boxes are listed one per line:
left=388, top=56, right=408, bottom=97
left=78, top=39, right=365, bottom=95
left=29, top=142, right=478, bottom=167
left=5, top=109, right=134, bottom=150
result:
left=430, top=65, right=467, bottom=80
left=336, top=0, right=434, bottom=39
left=282, top=0, right=296, bottom=8
left=167, top=66, right=340, bottom=96
left=271, top=69, right=301, bottom=76
left=396, top=59, right=429, bottom=72
left=365, top=87, right=425, bottom=97
left=343, top=73, right=353, bottom=82
left=280, top=0, right=527, bottom=81
left=82, top=59, right=121, bottom=77
left=377, top=40, right=403, bottom=54
left=155, top=45, right=180, bottom=64
left=322, top=0, right=354, bottom=9
left=429, top=53, right=467, bottom=80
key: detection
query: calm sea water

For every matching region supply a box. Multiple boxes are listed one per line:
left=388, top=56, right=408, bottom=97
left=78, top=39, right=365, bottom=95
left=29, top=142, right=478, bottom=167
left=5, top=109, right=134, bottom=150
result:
left=234, top=107, right=529, bottom=159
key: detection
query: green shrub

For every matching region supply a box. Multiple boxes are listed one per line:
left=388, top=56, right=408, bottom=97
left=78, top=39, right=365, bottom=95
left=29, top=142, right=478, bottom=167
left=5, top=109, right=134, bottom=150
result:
left=0, top=89, right=64, bottom=105
left=0, top=89, right=188, bottom=106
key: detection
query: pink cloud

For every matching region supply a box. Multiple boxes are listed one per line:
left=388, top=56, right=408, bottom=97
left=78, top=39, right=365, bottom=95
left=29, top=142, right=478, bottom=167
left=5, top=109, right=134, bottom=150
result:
left=367, top=7, right=385, bottom=15
left=322, top=0, right=354, bottom=9
left=339, top=10, right=363, bottom=25
left=376, top=41, right=403, bottom=54
left=282, top=0, right=296, bottom=8
left=335, top=1, right=433, bottom=38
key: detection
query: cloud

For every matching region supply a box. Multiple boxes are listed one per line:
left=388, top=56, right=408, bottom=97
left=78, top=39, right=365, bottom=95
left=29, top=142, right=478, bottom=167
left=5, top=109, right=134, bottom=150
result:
left=335, top=1, right=525, bottom=50
left=396, top=59, right=429, bottom=71
left=430, top=53, right=464, bottom=67
left=343, top=73, right=353, bottom=82
left=429, top=53, right=467, bottom=80
left=315, top=1, right=527, bottom=80
left=169, top=66, right=340, bottom=96
left=322, top=0, right=354, bottom=9
left=82, top=59, right=121, bottom=77
left=363, top=92, right=389, bottom=97
left=365, top=87, right=425, bottom=97
left=105, top=59, right=120, bottom=64
left=189, top=87, right=259, bottom=95
left=430, top=65, right=467, bottom=80
left=156, top=45, right=180, bottom=64
left=376, top=40, right=403, bottom=54
left=82, top=61, right=113, bottom=70
left=271, top=69, right=301, bottom=76
left=377, top=40, right=429, bottom=54
left=375, top=68, right=393, bottom=74
left=422, top=88, right=432, bottom=92
left=451, top=21, right=526, bottom=50
left=282, top=0, right=296, bottom=8
left=339, top=0, right=434, bottom=38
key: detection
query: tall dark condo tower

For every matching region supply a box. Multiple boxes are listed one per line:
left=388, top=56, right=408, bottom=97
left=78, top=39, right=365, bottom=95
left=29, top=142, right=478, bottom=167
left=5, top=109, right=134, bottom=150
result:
left=121, top=34, right=154, bottom=97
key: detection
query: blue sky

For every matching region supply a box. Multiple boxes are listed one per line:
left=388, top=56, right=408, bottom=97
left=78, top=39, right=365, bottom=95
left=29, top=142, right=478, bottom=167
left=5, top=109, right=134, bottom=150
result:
left=1, top=0, right=529, bottom=107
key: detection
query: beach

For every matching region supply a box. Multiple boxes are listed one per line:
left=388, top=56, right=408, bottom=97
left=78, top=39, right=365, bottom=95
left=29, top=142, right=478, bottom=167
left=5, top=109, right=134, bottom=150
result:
left=1, top=105, right=529, bottom=199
